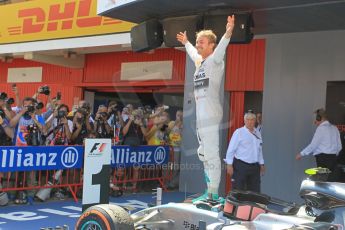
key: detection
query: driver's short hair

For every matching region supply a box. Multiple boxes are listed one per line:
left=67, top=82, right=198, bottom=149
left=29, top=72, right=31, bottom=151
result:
left=196, top=30, right=217, bottom=45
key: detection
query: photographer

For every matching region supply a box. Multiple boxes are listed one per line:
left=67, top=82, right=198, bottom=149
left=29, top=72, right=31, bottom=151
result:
left=94, top=105, right=112, bottom=138
left=0, top=93, right=15, bottom=144
left=146, top=105, right=165, bottom=129
left=35, top=104, right=72, bottom=202
left=122, top=109, right=147, bottom=191
left=0, top=110, right=13, bottom=146
left=122, top=109, right=147, bottom=146
left=0, top=95, right=14, bottom=206
left=9, top=97, right=46, bottom=204
left=107, top=101, right=124, bottom=145
left=10, top=97, right=46, bottom=146
left=46, top=104, right=73, bottom=145
left=122, top=104, right=133, bottom=122
left=33, top=86, right=55, bottom=121
left=167, top=110, right=183, bottom=189
left=71, top=108, right=92, bottom=145
left=0, top=92, right=16, bottom=118
left=145, top=109, right=170, bottom=145
left=78, top=100, right=95, bottom=126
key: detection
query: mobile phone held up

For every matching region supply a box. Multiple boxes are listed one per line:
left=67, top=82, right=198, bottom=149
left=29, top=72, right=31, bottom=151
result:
left=56, top=92, right=61, bottom=100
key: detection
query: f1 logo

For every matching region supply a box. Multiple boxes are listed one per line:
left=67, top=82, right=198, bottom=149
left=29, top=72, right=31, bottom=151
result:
left=83, top=139, right=111, bottom=212
left=90, top=143, right=106, bottom=154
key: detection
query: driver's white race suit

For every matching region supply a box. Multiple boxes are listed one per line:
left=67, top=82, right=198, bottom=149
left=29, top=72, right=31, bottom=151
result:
left=185, top=35, right=231, bottom=196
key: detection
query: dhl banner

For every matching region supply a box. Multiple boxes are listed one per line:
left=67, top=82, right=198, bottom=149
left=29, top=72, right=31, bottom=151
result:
left=0, top=0, right=136, bottom=45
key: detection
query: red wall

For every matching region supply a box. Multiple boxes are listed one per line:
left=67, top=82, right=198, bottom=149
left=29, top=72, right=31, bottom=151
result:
left=83, top=48, right=186, bottom=84
left=0, top=83, right=82, bottom=110
left=0, top=58, right=83, bottom=84
left=0, top=48, right=186, bottom=108
left=225, top=39, right=265, bottom=91
left=0, top=59, right=83, bottom=107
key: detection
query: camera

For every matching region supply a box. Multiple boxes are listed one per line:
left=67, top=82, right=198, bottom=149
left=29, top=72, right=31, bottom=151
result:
left=109, top=105, right=119, bottom=114
left=56, top=92, right=61, bottom=100
left=27, top=105, right=36, bottom=113
left=76, top=117, right=84, bottom=124
left=36, top=102, right=44, bottom=110
left=100, top=112, right=108, bottom=118
left=75, top=108, right=87, bottom=124
left=160, top=124, right=168, bottom=132
left=132, top=109, right=139, bottom=117
left=80, top=103, right=91, bottom=114
left=27, top=124, right=38, bottom=133
left=6, top=98, right=14, bottom=105
left=25, top=124, right=40, bottom=146
left=132, top=109, right=144, bottom=120
left=0, top=93, right=15, bottom=105
left=0, top=92, right=8, bottom=101
left=39, top=85, right=50, bottom=95
left=0, top=109, right=5, bottom=119
left=57, top=110, right=67, bottom=119
left=54, top=137, right=65, bottom=145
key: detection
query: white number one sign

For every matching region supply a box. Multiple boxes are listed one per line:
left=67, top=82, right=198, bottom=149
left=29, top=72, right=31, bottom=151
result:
left=82, top=139, right=111, bottom=212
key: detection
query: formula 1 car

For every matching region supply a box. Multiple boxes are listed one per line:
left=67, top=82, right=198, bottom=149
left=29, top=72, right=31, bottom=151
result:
left=76, top=168, right=344, bottom=230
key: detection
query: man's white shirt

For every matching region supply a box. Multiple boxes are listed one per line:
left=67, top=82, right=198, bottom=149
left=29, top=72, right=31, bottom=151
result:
left=301, top=120, right=342, bottom=156
left=225, top=126, right=264, bottom=165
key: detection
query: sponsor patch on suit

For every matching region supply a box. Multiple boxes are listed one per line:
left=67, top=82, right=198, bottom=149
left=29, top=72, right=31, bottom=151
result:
left=194, top=78, right=209, bottom=90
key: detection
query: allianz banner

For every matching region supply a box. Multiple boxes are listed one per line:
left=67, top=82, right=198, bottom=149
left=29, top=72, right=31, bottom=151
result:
left=0, top=145, right=169, bottom=172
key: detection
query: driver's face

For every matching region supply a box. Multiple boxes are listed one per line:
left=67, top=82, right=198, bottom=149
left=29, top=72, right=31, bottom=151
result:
left=196, top=36, right=214, bottom=56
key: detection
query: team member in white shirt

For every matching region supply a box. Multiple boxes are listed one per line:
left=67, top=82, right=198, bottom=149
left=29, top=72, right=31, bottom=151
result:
left=296, top=108, right=342, bottom=181
left=225, top=112, right=265, bottom=192
left=256, top=112, right=263, bottom=135
left=176, top=15, right=235, bottom=202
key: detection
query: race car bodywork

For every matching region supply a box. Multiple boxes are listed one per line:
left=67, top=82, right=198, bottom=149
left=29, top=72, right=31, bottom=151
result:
left=76, top=177, right=345, bottom=230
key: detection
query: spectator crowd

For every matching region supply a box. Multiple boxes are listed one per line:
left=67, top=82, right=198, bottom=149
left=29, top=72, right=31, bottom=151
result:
left=0, top=85, right=183, bottom=205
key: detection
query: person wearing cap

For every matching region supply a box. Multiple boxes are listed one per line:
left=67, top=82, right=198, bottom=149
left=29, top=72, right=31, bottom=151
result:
left=225, top=111, right=265, bottom=193
left=296, top=108, right=342, bottom=181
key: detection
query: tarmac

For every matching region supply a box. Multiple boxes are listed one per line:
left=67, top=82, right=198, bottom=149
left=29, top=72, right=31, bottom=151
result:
left=0, top=190, right=188, bottom=230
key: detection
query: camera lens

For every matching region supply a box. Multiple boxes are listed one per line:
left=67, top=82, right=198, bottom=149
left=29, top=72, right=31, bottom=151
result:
left=36, top=102, right=44, bottom=110
left=77, top=117, right=83, bottom=124
left=0, top=109, right=5, bottom=119
left=6, top=98, right=14, bottom=105
left=40, top=86, right=50, bottom=95
left=27, top=105, right=35, bottom=113
left=0, top=92, right=8, bottom=101
left=57, top=110, right=67, bottom=118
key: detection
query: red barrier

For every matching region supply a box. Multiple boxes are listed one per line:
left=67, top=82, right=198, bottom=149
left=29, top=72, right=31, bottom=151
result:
left=110, top=146, right=174, bottom=192
left=0, top=169, right=82, bottom=202
left=0, top=145, right=174, bottom=202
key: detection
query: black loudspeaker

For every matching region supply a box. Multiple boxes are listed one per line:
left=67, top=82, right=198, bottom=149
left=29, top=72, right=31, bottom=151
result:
left=130, top=19, right=163, bottom=52
left=204, top=12, right=254, bottom=44
left=163, top=15, right=203, bottom=47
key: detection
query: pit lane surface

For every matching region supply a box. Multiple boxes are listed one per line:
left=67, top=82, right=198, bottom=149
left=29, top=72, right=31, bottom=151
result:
left=0, top=191, right=187, bottom=230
